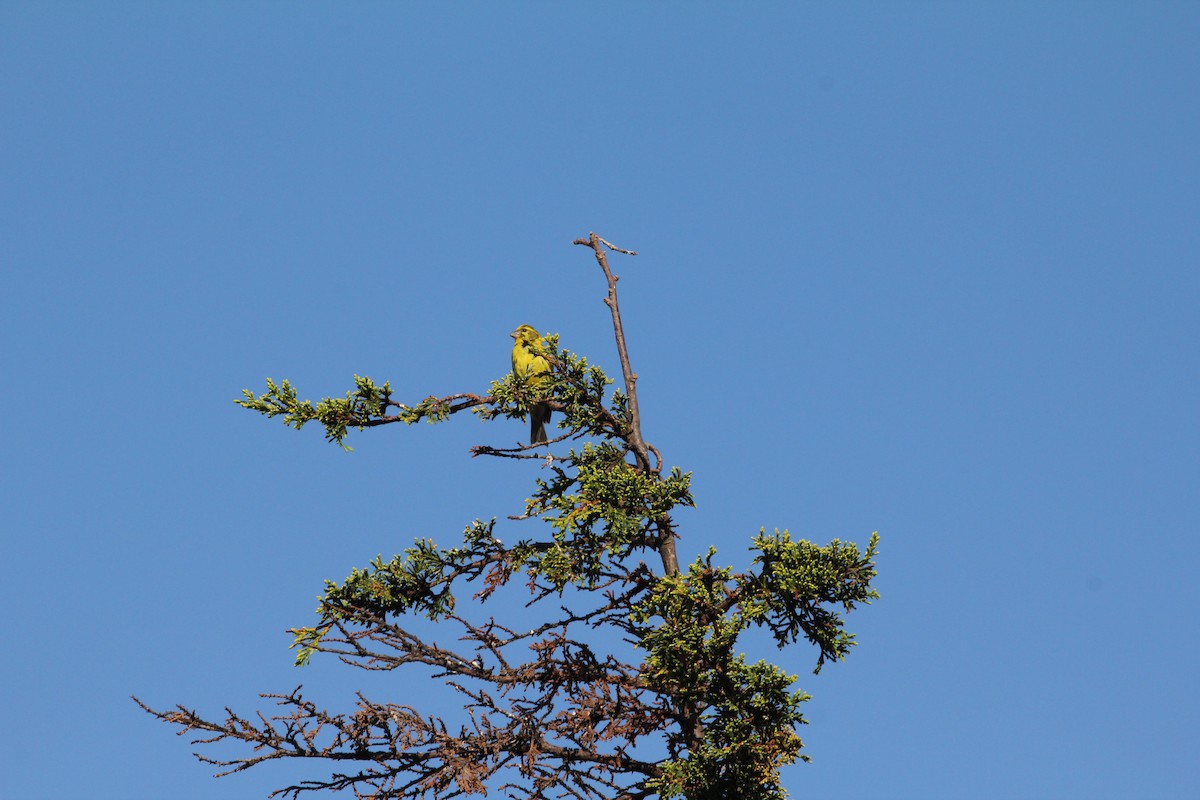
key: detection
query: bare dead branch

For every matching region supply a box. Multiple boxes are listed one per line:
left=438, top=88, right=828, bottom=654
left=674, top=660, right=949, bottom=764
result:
left=595, top=236, right=639, bottom=256
left=573, top=232, right=679, bottom=577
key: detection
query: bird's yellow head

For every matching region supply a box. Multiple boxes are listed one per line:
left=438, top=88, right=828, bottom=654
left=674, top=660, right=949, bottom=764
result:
left=511, top=324, right=541, bottom=345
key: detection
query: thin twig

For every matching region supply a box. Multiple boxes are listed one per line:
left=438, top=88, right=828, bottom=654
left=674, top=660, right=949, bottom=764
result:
left=596, top=236, right=638, bottom=256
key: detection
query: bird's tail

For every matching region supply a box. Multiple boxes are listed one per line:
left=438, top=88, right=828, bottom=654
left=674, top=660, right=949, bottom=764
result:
left=530, top=403, right=551, bottom=444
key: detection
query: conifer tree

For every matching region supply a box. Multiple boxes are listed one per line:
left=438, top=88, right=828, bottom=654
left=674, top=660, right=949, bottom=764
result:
left=137, top=233, right=879, bottom=800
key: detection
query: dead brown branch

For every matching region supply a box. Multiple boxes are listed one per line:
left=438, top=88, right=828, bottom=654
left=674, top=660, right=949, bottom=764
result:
left=573, top=232, right=679, bottom=577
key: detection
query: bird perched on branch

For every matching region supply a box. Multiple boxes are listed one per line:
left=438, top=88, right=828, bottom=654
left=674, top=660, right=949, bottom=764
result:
left=511, top=324, right=551, bottom=444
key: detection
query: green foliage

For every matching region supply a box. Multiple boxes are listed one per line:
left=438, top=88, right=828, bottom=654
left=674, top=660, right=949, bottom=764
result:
left=744, top=529, right=881, bottom=672
left=520, top=442, right=694, bottom=588
left=649, top=655, right=807, bottom=800
left=236, top=375, right=401, bottom=449
left=631, top=539, right=875, bottom=799
left=235, top=337, right=624, bottom=451
left=289, top=625, right=325, bottom=667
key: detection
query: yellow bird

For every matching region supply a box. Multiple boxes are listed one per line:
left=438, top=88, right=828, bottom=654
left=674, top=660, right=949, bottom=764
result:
left=511, top=324, right=551, bottom=444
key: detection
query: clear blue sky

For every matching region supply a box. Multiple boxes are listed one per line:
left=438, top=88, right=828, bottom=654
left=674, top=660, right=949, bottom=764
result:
left=3, top=4, right=1197, bottom=799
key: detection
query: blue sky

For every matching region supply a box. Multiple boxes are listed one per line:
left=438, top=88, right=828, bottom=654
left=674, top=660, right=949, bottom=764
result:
left=3, top=3, right=1197, bottom=798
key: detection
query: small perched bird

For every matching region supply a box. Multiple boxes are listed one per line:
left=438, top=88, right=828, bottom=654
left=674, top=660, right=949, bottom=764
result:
left=511, top=324, right=551, bottom=444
